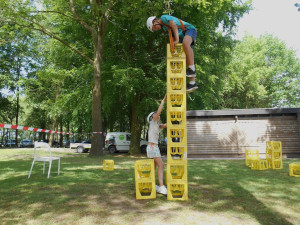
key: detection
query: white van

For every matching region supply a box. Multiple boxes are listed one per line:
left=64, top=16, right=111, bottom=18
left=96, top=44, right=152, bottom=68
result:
left=105, top=132, right=148, bottom=154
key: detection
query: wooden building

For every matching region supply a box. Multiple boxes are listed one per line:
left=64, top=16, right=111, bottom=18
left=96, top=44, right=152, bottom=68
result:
left=187, top=108, right=300, bottom=158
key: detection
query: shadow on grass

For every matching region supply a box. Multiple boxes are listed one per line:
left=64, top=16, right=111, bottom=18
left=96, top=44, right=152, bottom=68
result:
left=188, top=160, right=297, bottom=225
left=0, top=154, right=160, bottom=224
left=0, top=152, right=299, bottom=224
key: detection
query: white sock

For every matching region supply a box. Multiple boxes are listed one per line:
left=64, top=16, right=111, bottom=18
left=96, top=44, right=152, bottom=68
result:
left=189, top=65, right=195, bottom=71
left=189, top=81, right=195, bottom=85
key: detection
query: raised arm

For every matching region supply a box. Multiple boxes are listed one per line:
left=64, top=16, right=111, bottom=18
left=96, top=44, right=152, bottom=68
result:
left=153, top=94, right=167, bottom=121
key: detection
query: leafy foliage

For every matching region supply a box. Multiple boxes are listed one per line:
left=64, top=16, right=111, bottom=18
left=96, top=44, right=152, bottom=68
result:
left=223, top=34, right=300, bottom=108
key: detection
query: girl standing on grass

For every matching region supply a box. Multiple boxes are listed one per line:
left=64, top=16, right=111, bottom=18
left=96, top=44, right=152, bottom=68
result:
left=146, top=94, right=167, bottom=195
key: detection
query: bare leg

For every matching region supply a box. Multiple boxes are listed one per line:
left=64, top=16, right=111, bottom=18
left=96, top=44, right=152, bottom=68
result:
left=154, top=157, right=164, bottom=186
left=183, top=35, right=195, bottom=82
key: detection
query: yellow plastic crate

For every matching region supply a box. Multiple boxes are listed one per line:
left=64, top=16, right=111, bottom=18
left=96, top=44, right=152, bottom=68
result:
left=166, top=128, right=187, bottom=146
left=266, top=141, right=282, bottom=151
left=167, top=93, right=186, bottom=110
left=135, top=181, right=156, bottom=199
left=166, top=163, right=187, bottom=182
left=169, top=111, right=186, bottom=124
left=251, top=159, right=269, bottom=170
left=169, top=60, right=185, bottom=74
left=167, top=77, right=186, bottom=92
left=134, top=159, right=155, bottom=180
left=289, top=163, right=300, bottom=177
left=245, top=149, right=259, bottom=167
left=167, top=145, right=188, bottom=163
left=103, top=160, right=114, bottom=171
left=167, top=181, right=188, bottom=201
left=167, top=44, right=186, bottom=59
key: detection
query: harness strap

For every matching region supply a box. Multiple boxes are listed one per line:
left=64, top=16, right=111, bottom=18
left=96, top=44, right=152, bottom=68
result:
left=160, top=19, right=187, bottom=52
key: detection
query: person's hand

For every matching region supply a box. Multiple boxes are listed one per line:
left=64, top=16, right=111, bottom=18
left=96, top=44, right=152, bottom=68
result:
left=173, top=40, right=179, bottom=45
left=163, top=94, right=167, bottom=102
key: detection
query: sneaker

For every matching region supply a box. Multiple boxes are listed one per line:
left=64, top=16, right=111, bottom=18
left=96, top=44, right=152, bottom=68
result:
left=155, top=185, right=159, bottom=192
left=157, top=185, right=167, bottom=195
left=186, top=68, right=196, bottom=78
left=187, top=83, right=198, bottom=93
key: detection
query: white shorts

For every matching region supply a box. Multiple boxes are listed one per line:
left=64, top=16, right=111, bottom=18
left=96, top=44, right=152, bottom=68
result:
left=146, top=144, right=161, bottom=158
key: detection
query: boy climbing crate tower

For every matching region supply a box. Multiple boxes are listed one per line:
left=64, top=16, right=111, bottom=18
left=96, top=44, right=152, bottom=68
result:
left=166, top=44, right=188, bottom=200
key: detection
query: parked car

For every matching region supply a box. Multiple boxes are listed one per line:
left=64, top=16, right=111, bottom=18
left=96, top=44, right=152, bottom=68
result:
left=5, top=139, right=17, bottom=147
left=20, top=139, right=34, bottom=148
left=70, top=140, right=91, bottom=153
left=105, top=132, right=148, bottom=154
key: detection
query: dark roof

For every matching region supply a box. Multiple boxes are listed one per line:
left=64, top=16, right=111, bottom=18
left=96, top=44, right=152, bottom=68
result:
left=187, top=108, right=300, bottom=118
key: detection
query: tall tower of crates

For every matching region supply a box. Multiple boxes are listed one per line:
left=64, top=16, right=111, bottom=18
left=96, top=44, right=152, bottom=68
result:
left=166, top=44, right=188, bottom=201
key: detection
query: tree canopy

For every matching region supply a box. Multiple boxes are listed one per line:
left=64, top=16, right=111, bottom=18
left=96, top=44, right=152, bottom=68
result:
left=1, top=0, right=299, bottom=155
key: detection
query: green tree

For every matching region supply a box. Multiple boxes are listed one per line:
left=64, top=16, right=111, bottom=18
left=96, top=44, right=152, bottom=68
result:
left=1, top=0, right=119, bottom=155
left=0, top=17, right=39, bottom=145
left=223, top=34, right=300, bottom=108
left=102, top=0, right=251, bottom=154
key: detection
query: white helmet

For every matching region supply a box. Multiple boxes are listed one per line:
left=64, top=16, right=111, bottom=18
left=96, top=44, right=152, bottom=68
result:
left=147, top=111, right=155, bottom=123
left=146, top=16, right=156, bottom=32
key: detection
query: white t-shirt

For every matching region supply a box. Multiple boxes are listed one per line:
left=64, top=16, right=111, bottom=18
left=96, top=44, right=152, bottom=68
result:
left=148, top=119, right=162, bottom=144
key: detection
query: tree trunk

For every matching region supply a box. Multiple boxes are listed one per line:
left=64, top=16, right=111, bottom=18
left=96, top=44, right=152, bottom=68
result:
left=60, top=118, right=63, bottom=147
left=49, top=116, right=57, bottom=147
left=129, top=95, right=142, bottom=155
left=89, top=25, right=106, bottom=156
left=15, top=57, right=21, bottom=147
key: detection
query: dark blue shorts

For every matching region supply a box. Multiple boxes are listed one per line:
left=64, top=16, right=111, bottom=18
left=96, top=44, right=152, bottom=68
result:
left=184, top=29, right=197, bottom=48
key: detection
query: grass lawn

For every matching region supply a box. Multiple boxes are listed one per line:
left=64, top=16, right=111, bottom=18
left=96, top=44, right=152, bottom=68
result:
left=0, top=148, right=299, bottom=225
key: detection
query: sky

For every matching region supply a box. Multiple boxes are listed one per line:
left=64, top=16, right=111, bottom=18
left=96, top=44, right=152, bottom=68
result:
left=235, top=0, right=300, bottom=58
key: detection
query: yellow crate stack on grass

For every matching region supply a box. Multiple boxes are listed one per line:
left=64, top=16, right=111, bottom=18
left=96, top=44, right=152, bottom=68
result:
left=166, top=44, right=188, bottom=201
left=135, top=159, right=156, bottom=199
left=266, top=141, right=283, bottom=169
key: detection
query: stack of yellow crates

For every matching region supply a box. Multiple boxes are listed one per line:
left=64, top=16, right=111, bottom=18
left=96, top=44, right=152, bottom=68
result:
left=135, top=159, right=156, bottom=199
left=266, top=141, right=283, bottom=169
left=166, top=44, right=188, bottom=201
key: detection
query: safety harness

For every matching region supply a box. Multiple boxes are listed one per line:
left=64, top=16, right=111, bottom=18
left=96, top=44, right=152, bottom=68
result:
left=160, top=19, right=188, bottom=53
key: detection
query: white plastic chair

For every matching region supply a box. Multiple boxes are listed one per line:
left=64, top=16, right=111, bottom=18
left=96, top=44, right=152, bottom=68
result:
left=28, top=141, right=60, bottom=178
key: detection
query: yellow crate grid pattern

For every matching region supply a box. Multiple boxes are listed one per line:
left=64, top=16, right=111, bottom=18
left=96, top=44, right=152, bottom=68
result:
left=167, top=44, right=186, bottom=59
left=251, top=159, right=269, bottom=170
left=167, top=182, right=188, bottom=201
left=166, top=44, right=188, bottom=201
left=245, top=149, right=259, bottom=167
left=168, top=77, right=186, bottom=92
left=167, top=93, right=186, bottom=110
left=167, top=146, right=188, bottom=163
left=166, top=163, right=188, bottom=182
left=103, top=160, right=114, bottom=171
left=135, top=159, right=156, bottom=199
left=289, top=163, right=300, bottom=177
left=266, top=141, right=283, bottom=169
